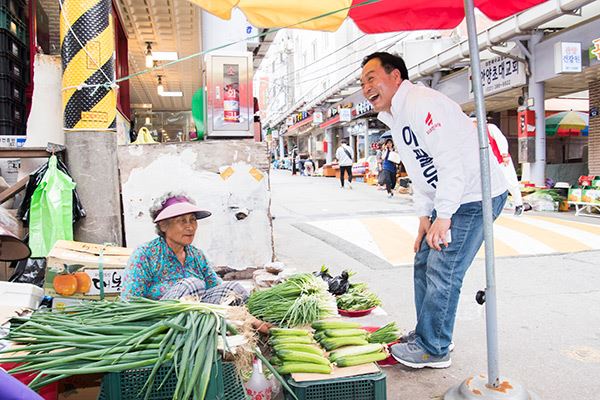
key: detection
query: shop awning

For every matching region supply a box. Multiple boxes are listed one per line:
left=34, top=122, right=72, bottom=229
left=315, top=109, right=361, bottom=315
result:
left=285, top=116, right=314, bottom=136
left=189, top=0, right=547, bottom=32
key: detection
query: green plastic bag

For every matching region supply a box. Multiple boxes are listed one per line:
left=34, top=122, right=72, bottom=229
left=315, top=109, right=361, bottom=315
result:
left=29, top=155, right=76, bottom=257
left=191, top=87, right=205, bottom=140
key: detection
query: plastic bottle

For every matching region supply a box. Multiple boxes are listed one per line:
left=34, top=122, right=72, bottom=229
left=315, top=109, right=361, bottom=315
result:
left=245, top=357, right=272, bottom=400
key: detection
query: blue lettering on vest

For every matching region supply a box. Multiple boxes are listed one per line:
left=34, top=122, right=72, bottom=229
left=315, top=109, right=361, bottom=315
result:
left=402, top=126, right=437, bottom=189
left=402, top=126, right=419, bottom=147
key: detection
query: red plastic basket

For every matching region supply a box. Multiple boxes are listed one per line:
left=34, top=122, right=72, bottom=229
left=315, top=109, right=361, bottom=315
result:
left=337, top=306, right=375, bottom=317
left=361, top=326, right=399, bottom=366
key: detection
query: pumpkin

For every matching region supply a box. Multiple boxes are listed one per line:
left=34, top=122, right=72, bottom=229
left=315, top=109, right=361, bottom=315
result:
left=74, top=271, right=92, bottom=293
left=53, top=274, right=78, bottom=296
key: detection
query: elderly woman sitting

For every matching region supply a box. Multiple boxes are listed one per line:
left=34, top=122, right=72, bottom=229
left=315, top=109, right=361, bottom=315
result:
left=121, top=193, right=248, bottom=304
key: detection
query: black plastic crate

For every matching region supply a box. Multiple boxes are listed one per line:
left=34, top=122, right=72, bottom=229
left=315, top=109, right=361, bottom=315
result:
left=0, top=30, right=27, bottom=63
left=0, top=55, right=25, bottom=81
left=0, top=74, right=26, bottom=103
left=0, top=120, right=26, bottom=135
left=0, top=0, right=26, bottom=22
left=0, top=98, right=25, bottom=124
left=0, top=7, right=27, bottom=44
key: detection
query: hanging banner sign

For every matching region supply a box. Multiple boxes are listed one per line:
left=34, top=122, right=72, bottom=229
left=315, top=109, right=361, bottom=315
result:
left=554, top=42, right=582, bottom=73
left=354, top=100, right=373, bottom=116
left=313, top=111, right=324, bottom=124
left=339, top=108, right=352, bottom=122
left=468, top=56, right=526, bottom=99
left=591, top=38, right=600, bottom=62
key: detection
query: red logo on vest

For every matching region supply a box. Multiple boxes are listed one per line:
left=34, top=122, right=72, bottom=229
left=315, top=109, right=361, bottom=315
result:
left=425, top=112, right=441, bottom=134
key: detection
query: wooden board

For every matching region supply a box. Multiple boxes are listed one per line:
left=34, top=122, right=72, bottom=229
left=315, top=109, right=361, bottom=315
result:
left=291, top=362, right=380, bottom=382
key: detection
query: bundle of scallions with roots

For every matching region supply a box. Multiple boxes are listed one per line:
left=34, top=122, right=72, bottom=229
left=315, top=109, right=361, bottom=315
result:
left=247, top=273, right=337, bottom=327
left=0, top=298, right=233, bottom=400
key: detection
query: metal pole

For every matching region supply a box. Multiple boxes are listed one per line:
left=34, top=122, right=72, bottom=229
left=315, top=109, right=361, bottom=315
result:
left=529, top=31, right=546, bottom=187
left=463, top=0, right=500, bottom=388
left=279, top=135, right=285, bottom=159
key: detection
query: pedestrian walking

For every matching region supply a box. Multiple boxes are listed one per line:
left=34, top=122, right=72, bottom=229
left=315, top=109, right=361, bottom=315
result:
left=381, top=139, right=398, bottom=197
left=290, top=146, right=298, bottom=176
left=360, top=52, right=507, bottom=369
left=335, top=139, right=354, bottom=189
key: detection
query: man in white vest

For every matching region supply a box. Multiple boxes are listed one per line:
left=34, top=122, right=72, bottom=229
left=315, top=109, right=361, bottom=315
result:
left=361, top=52, right=507, bottom=369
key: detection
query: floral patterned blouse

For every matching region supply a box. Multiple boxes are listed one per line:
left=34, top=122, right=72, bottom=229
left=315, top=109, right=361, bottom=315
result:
left=121, top=236, right=222, bottom=300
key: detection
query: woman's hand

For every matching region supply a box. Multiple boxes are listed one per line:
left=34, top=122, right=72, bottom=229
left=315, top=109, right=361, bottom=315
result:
left=249, top=315, right=273, bottom=335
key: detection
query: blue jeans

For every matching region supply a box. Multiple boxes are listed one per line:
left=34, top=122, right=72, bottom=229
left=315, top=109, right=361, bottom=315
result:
left=414, top=192, right=507, bottom=356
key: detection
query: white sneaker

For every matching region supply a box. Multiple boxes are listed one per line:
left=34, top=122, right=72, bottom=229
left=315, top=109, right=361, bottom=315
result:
left=348, top=182, right=353, bottom=190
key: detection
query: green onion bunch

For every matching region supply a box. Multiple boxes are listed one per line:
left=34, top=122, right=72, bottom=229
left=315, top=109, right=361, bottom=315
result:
left=368, top=322, right=401, bottom=344
left=247, top=273, right=336, bottom=327
left=1, top=298, right=228, bottom=400
left=336, top=283, right=382, bottom=311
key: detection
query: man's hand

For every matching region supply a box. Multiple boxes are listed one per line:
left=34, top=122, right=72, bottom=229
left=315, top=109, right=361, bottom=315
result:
left=426, top=217, right=451, bottom=251
left=414, top=216, right=432, bottom=253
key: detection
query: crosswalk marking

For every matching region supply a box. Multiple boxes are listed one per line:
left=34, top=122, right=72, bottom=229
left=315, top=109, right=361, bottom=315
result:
left=520, top=216, right=600, bottom=236
left=362, top=217, right=414, bottom=266
left=495, top=217, right=592, bottom=253
left=486, top=224, right=553, bottom=256
left=510, top=216, right=600, bottom=245
left=309, top=218, right=385, bottom=259
left=306, top=214, right=600, bottom=267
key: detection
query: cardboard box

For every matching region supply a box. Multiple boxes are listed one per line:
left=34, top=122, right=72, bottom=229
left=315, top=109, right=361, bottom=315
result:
left=582, top=188, right=600, bottom=204
left=51, top=296, right=90, bottom=311
left=44, top=241, right=133, bottom=300
left=568, top=188, right=582, bottom=203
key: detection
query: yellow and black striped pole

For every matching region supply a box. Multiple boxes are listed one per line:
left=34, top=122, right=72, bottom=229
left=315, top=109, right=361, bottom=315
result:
left=60, top=0, right=116, bottom=130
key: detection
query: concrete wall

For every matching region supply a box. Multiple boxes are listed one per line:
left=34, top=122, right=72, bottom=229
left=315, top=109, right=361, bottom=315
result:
left=118, top=140, right=273, bottom=268
left=66, top=132, right=123, bottom=245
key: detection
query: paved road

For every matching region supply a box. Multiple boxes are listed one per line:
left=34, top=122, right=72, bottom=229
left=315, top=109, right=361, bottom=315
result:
left=270, top=169, right=600, bottom=400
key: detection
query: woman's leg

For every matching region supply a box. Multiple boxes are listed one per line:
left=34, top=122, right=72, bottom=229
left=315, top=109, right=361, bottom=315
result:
left=384, top=171, right=393, bottom=193
left=161, top=278, right=206, bottom=300
left=201, top=282, right=249, bottom=305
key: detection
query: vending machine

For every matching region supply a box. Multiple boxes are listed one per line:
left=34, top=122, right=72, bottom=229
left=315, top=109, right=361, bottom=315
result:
left=205, top=53, right=253, bottom=137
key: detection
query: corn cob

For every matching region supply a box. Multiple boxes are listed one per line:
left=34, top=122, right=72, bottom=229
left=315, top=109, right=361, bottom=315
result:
left=320, top=336, right=369, bottom=351
left=328, top=344, right=385, bottom=362
left=276, top=350, right=331, bottom=366
left=334, top=351, right=388, bottom=367
left=311, top=320, right=362, bottom=331
left=273, top=344, right=324, bottom=356
left=276, top=363, right=333, bottom=375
